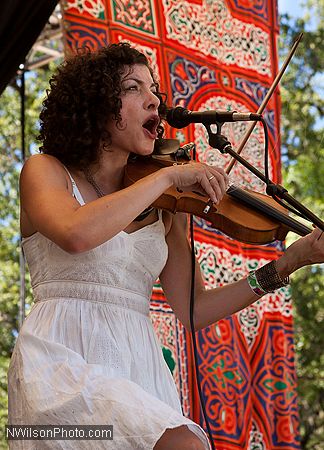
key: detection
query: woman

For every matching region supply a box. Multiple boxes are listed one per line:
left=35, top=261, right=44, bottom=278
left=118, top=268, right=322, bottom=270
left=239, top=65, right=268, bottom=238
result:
left=8, top=43, right=324, bottom=449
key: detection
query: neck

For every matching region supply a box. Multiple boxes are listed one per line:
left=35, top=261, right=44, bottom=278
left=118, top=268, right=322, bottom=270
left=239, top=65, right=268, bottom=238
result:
left=87, top=151, right=129, bottom=195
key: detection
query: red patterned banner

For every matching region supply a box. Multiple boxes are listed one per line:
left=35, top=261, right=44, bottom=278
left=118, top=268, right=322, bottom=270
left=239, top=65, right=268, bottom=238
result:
left=62, top=1, right=300, bottom=448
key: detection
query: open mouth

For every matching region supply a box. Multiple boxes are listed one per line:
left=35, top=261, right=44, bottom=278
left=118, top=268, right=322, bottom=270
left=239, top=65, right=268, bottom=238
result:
left=142, top=116, right=159, bottom=137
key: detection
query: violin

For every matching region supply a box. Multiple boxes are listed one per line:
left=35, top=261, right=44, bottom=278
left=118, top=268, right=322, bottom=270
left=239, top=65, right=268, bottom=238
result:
left=124, top=34, right=324, bottom=245
left=124, top=140, right=312, bottom=246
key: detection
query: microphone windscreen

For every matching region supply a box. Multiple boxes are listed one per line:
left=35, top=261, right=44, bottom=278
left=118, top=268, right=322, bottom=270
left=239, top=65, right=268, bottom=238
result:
left=166, top=107, right=188, bottom=128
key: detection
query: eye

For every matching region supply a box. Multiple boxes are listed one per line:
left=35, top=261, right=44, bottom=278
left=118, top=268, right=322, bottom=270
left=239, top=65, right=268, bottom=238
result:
left=151, top=83, right=159, bottom=94
left=123, top=84, right=139, bottom=92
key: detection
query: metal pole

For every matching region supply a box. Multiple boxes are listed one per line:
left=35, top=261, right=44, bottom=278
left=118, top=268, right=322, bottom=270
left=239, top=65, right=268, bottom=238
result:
left=18, top=66, right=26, bottom=330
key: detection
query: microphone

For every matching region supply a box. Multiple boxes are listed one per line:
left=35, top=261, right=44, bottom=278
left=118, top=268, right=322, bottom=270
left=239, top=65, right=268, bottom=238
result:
left=166, top=106, right=262, bottom=129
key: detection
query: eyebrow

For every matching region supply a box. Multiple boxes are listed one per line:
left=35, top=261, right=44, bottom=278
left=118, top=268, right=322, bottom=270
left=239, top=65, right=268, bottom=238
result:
left=122, top=77, right=157, bottom=89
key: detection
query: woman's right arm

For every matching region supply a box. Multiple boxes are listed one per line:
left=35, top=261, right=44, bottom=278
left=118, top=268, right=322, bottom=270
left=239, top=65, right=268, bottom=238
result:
left=20, top=154, right=228, bottom=253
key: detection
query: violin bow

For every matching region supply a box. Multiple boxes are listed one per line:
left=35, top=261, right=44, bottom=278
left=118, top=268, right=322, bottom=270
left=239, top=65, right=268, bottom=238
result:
left=226, top=33, right=303, bottom=175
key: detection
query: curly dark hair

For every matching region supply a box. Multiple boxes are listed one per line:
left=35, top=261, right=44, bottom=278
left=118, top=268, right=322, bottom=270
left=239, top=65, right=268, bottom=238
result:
left=38, top=43, right=167, bottom=169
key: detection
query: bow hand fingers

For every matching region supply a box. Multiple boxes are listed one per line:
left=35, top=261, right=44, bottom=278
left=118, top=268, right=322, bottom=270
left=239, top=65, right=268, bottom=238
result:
left=166, top=162, right=229, bottom=204
left=205, top=167, right=229, bottom=203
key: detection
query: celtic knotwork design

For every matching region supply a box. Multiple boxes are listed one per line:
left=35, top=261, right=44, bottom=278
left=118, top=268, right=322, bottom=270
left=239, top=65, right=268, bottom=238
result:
left=169, top=57, right=217, bottom=106
left=65, top=23, right=109, bottom=53
left=112, top=0, right=156, bottom=35
left=193, top=96, right=272, bottom=192
left=248, top=420, right=267, bottom=449
left=195, top=241, right=245, bottom=288
left=64, top=0, right=106, bottom=19
left=163, top=0, right=271, bottom=75
left=116, top=36, right=160, bottom=82
left=235, top=77, right=268, bottom=107
left=233, top=0, right=269, bottom=21
left=195, top=241, right=292, bottom=347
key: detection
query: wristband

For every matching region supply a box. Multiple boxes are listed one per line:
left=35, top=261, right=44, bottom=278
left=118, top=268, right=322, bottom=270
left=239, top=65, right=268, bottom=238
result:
left=247, top=271, right=267, bottom=296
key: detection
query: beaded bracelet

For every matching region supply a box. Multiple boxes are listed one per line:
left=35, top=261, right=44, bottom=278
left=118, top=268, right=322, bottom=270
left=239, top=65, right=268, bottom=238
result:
left=255, top=260, right=289, bottom=293
left=247, top=260, right=290, bottom=296
left=247, top=271, right=267, bottom=296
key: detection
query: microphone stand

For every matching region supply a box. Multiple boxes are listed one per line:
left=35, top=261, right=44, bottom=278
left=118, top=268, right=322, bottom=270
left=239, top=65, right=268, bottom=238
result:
left=204, top=123, right=324, bottom=231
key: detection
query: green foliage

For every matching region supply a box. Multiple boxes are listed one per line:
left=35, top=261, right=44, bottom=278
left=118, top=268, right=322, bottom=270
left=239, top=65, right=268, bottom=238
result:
left=279, top=2, right=324, bottom=448
left=279, top=4, right=324, bottom=203
left=0, top=357, right=9, bottom=449
left=0, top=83, right=22, bottom=352
left=291, top=267, right=324, bottom=449
left=0, top=69, right=51, bottom=352
left=0, top=65, right=56, bottom=447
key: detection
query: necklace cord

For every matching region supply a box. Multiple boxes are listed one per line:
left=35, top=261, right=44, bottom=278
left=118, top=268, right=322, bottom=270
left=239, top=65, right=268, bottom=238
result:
left=84, top=169, right=106, bottom=198
left=83, top=169, right=154, bottom=221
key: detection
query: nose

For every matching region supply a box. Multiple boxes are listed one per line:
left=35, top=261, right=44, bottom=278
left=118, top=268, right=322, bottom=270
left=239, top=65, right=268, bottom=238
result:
left=144, top=89, right=160, bottom=110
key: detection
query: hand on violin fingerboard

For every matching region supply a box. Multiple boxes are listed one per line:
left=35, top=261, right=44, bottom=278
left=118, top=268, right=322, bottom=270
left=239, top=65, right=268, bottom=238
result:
left=276, top=227, right=324, bottom=279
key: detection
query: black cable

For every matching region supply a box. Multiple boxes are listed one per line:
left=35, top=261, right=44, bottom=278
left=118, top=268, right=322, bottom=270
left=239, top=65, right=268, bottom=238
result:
left=19, top=67, right=26, bottom=330
left=188, top=144, right=216, bottom=450
left=189, top=216, right=216, bottom=450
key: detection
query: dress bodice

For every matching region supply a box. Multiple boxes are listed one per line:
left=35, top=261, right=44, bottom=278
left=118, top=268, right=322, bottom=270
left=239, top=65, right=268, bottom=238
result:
left=22, top=218, right=168, bottom=304
left=22, top=168, right=168, bottom=305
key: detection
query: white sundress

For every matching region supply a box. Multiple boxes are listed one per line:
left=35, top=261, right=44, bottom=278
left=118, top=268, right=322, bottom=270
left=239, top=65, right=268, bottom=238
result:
left=8, top=172, right=210, bottom=449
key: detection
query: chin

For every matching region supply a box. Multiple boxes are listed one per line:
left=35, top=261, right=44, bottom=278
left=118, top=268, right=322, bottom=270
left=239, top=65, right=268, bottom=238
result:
left=134, top=144, right=155, bottom=156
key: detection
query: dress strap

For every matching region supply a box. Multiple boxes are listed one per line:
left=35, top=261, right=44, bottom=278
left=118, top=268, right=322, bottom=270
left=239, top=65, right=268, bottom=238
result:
left=62, top=166, right=85, bottom=206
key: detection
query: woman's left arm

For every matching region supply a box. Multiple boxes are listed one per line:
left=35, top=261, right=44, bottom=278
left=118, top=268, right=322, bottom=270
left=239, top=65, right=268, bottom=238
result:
left=159, top=212, right=324, bottom=331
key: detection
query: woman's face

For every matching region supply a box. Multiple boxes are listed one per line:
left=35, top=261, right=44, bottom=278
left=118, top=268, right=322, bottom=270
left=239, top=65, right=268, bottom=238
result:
left=106, top=64, right=161, bottom=157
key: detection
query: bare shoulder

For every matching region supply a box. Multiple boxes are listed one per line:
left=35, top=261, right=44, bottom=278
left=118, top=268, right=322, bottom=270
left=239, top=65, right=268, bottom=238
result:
left=21, top=153, right=67, bottom=178
left=20, top=154, right=83, bottom=241
left=20, top=154, right=70, bottom=191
